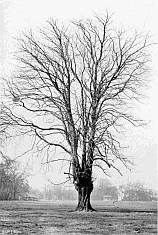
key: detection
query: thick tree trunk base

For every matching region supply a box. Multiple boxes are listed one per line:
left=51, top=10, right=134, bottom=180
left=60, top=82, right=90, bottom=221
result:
left=75, top=205, right=96, bottom=212
left=75, top=184, right=96, bottom=212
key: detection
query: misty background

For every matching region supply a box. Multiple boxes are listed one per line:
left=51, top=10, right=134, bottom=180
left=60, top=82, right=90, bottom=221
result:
left=0, top=0, right=157, bottom=192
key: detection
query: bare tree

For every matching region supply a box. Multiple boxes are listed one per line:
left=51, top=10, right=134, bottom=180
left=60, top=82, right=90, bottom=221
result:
left=0, top=152, right=29, bottom=200
left=121, top=181, right=157, bottom=201
left=0, top=13, right=151, bottom=210
left=92, top=178, right=118, bottom=201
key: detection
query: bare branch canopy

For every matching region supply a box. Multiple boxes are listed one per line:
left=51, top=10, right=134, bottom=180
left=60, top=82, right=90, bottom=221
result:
left=0, top=13, right=151, bottom=211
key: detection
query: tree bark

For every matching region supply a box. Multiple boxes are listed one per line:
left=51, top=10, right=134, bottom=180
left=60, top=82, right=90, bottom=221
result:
left=74, top=176, right=95, bottom=211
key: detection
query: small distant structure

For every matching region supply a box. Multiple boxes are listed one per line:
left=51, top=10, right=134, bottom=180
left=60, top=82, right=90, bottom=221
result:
left=20, top=194, right=38, bottom=201
left=21, top=196, right=38, bottom=201
left=118, top=192, right=124, bottom=201
left=103, top=195, right=113, bottom=201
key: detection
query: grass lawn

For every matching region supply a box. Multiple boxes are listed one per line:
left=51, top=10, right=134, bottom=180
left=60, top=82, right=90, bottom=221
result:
left=0, top=200, right=157, bottom=234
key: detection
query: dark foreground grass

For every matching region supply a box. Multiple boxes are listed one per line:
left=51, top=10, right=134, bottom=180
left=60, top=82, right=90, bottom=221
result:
left=0, top=201, right=157, bottom=234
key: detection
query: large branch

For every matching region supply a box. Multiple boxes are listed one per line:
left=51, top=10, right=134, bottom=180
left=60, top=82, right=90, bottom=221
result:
left=0, top=14, right=151, bottom=178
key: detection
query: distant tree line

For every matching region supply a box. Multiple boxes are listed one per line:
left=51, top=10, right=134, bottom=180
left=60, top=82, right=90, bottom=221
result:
left=0, top=155, right=157, bottom=202
left=29, top=185, right=76, bottom=201
left=28, top=179, right=118, bottom=201
left=120, top=181, right=157, bottom=202
left=0, top=153, right=29, bottom=200
left=30, top=179, right=157, bottom=202
left=91, top=178, right=118, bottom=201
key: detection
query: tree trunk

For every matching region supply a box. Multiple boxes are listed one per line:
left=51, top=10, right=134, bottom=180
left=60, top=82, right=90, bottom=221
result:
left=75, top=179, right=95, bottom=212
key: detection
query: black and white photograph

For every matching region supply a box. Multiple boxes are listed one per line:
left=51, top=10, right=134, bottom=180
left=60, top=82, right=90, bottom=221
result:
left=0, top=0, right=157, bottom=234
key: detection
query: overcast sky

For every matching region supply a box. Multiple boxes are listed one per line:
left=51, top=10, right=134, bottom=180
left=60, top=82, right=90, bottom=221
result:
left=0, top=0, right=157, bottom=190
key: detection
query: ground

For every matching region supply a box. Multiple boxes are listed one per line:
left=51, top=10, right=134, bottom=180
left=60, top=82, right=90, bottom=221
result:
left=0, top=200, right=157, bottom=234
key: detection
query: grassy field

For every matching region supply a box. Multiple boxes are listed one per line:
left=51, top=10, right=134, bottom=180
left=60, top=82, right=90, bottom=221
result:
left=0, top=200, right=157, bottom=234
